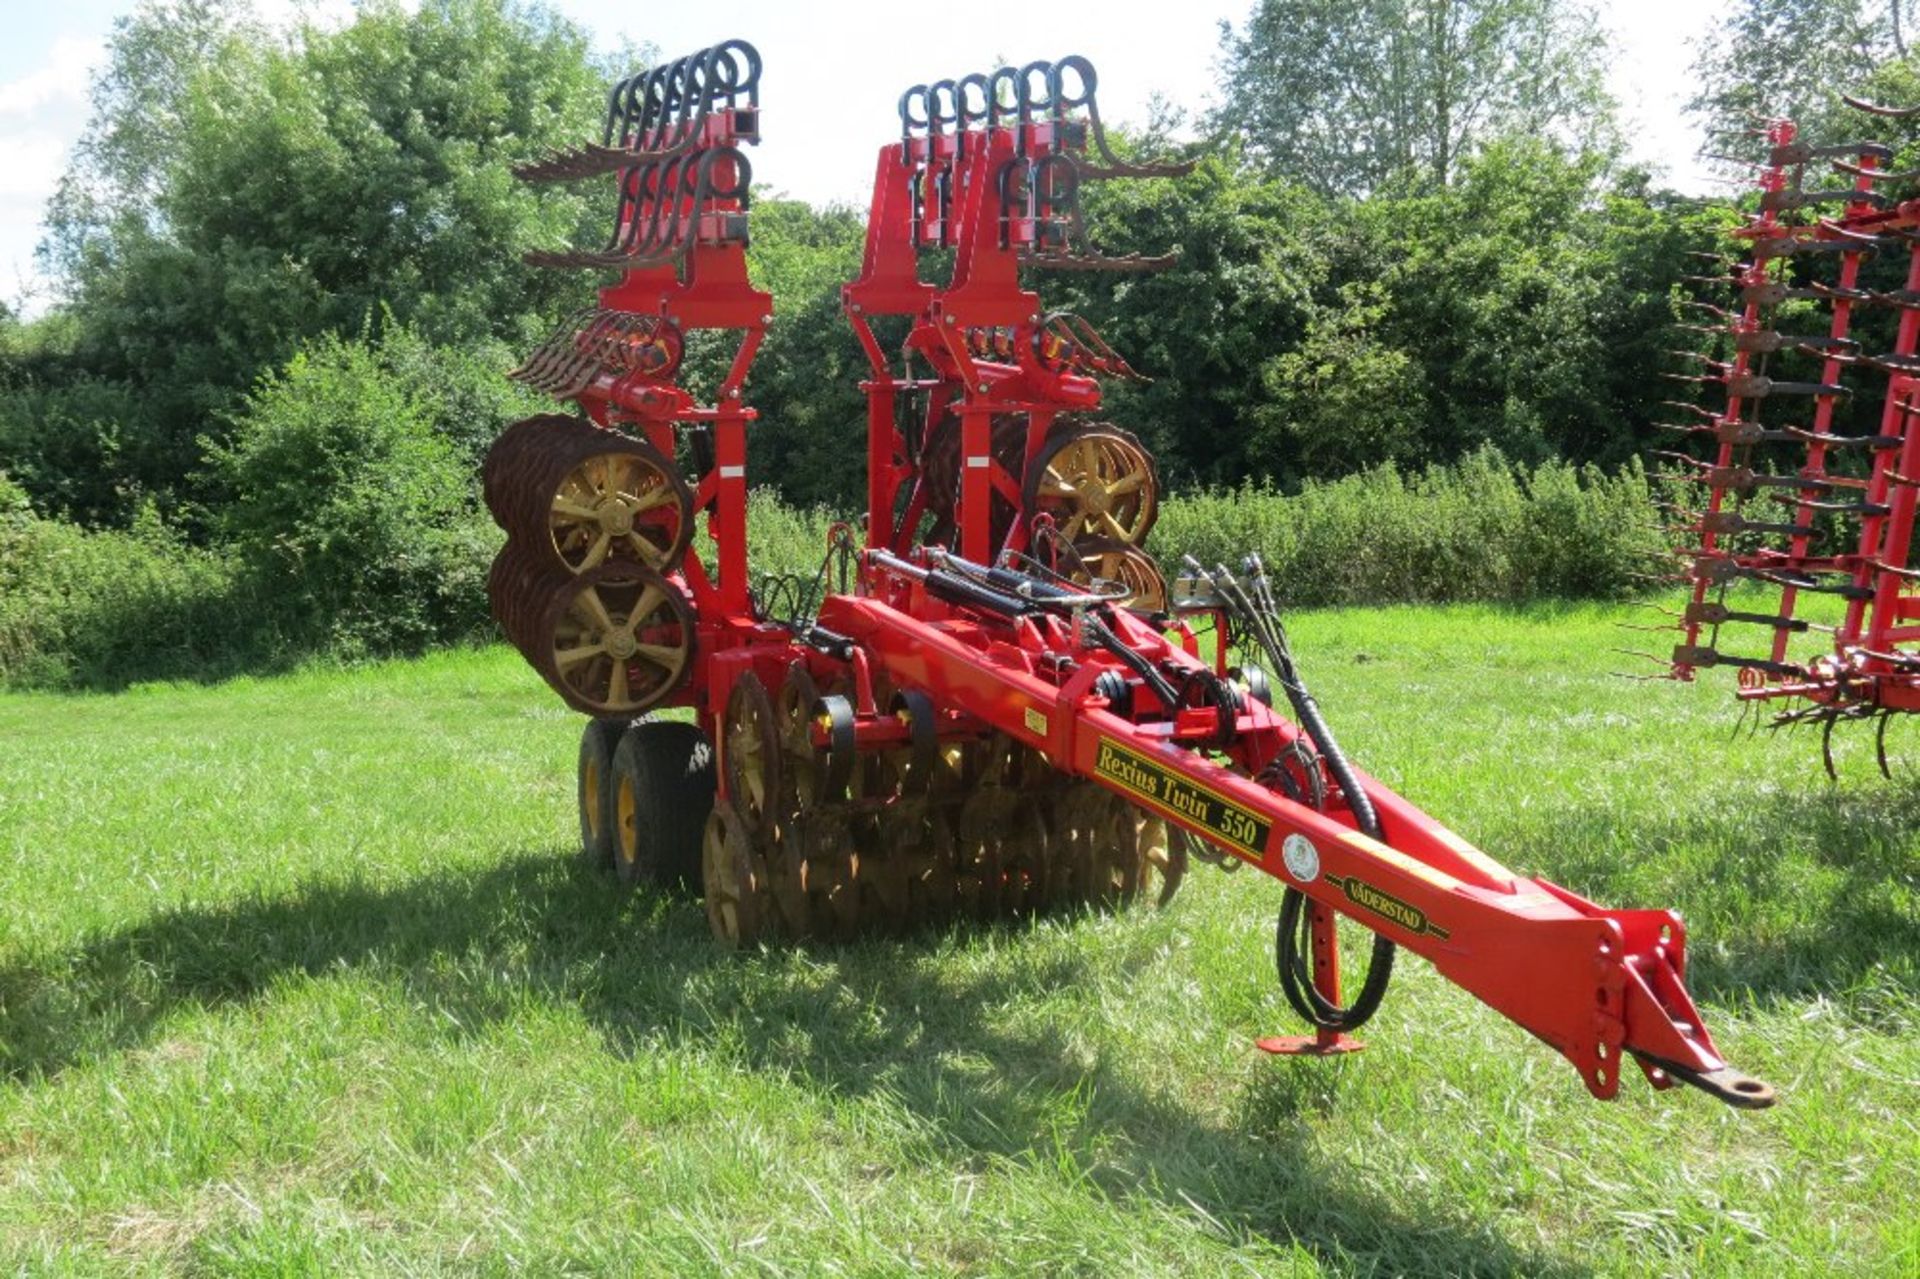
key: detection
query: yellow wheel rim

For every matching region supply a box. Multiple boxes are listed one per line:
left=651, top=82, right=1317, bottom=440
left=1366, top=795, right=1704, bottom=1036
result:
left=1032, top=433, right=1157, bottom=544
left=584, top=761, right=603, bottom=840
left=549, top=451, right=690, bottom=573
left=549, top=573, right=693, bottom=714
left=615, top=774, right=638, bottom=869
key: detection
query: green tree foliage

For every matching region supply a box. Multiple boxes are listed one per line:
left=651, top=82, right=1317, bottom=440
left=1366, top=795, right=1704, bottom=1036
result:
left=1688, top=0, right=1916, bottom=144
left=207, top=329, right=498, bottom=654
left=736, top=198, right=870, bottom=509
left=1040, top=153, right=1332, bottom=488
left=1064, top=142, right=1715, bottom=488
left=25, top=0, right=606, bottom=522
left=1213, top=0, right=1614, bottom=195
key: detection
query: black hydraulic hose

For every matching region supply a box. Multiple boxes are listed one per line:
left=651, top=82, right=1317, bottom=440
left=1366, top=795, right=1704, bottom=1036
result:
left=1271, top=672, right=1397, bottom=1032
left=1194, top=557, right=1397, bottom=1032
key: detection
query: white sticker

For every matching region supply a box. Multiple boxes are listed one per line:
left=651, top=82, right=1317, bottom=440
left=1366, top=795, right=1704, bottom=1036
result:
left=719, top=465, right=746, bottom=478
left=965, top=456, right=990, bottom=467
left=1282, top=834, right=1320, bottom=883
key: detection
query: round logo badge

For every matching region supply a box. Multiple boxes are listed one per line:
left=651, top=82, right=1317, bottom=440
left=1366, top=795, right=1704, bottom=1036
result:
left=1281, top=834, right=1320, bottom=883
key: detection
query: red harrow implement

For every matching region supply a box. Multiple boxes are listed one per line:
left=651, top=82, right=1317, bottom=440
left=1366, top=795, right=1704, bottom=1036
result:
left=1648, top=99, right=1920, bottom=774
left=482, top=41, right=1776, bottom=1110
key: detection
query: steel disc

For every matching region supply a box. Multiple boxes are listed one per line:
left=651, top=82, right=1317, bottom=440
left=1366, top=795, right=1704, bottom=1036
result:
left=724, top=671, right=782, bottom=837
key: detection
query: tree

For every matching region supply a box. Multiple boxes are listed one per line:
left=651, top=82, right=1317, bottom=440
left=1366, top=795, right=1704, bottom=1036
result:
left=25, top=0, right=609, bottom=524
left=1687, top=1, right=1915, bottom=145
left=1212, top=0, right=1614, bottom=195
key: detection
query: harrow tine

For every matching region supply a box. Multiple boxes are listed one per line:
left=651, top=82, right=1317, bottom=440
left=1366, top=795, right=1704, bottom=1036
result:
left=1831, top=157, right=1920, bottom=181
left=1671, top=643, right=1806, bottom=679
left=1877, top=711, right=1894, bottom=779
left=1767, top=492, right=1889, bottom=516
left=1783, top=426, right=1903, bottom=449
left=1727, top=373, right=1850, bottom=399
left=1683, top=599, right=1814, bottom=633
left=1841, top=93, right=1920, bottom=118
left=1771, top=139, right=1895, bottom=166
left=1762, top=186, right=1894, bottom=212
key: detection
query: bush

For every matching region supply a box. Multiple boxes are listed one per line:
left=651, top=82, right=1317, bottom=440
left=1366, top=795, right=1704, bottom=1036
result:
left=208, top=331, right=501, bottom=657
left=1151, top=447, right=1662, bottom=607
left=0, top=473, right=265, bottom=688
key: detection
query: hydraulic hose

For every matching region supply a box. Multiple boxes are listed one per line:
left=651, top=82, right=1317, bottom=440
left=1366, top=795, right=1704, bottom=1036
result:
left=1192, top=556, right=1396, bottom=1032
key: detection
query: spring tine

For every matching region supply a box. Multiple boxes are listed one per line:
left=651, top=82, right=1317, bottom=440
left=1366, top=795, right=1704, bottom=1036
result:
left=1877, top=711, right=1894, bottom=780
left=1864, top=351, right=1920, bottom=375
left=1772, top=138, right=1895, bottom=165
left=1685, top=600, right=1812, bottom=632
left=1728, top=374, right=1850, bottom=399
left=1672, top=643, right=1806, bottom=678
left=1763, top=187, right=1895, bottom=212
left=1612, top=647, right=1678, bottom=668
left=1784, top=426, right=1902, bottom=449
left=1650, top=449, right=1708, bottom=467
left=1831, top=157, right=1920, bottom=181
left=1770, top=493, right=1890, bottom=516
left=1822, top=713, right=1839, bottom=781
left=1660, top=400, right=1722, bottom=421
left=1841, top=93, right=1920, bottom=118
left=1669, top=349, right=1730, bottom=369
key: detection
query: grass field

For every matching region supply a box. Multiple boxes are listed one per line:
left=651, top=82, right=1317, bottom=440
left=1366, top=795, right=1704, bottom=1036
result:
left=1, top=602, right=1915, bottom=1276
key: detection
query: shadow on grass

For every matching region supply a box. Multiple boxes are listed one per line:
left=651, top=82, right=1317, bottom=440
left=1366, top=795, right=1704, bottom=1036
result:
left=0, top=850, right=1586, bottom=1277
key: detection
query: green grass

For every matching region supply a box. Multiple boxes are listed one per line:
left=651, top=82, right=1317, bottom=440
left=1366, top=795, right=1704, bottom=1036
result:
left=0, top=602, right=1915, bottom=1276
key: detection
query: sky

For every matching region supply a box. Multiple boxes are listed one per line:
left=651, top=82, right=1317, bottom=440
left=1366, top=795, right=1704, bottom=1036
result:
left=0, top=0, right=1724, bottom=317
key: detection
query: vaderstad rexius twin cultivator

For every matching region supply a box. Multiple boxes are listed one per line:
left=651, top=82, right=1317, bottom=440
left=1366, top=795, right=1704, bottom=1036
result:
left=481, top=39, right=1776, bottom=1109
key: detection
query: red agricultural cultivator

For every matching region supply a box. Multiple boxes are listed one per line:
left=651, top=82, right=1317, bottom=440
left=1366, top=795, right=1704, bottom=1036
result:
left=482, top=40, right=1776, bottom=1109
left=1649, top=99, right=1920, bottom=774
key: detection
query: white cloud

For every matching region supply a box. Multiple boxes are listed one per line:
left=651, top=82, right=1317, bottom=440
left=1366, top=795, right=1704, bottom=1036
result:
left=0, top=35, right=101, bottom=118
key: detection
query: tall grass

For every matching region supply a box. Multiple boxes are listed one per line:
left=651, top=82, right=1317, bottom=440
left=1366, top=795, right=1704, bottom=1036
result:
left=0, top=477, right=266, bottom=689
left=1152, top=448, right=1662, bottom=606
left=1, top=452, right=1662, bottom=691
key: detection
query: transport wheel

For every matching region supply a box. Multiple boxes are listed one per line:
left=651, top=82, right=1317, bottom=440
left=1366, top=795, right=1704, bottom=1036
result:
left=577, top=717, right=629, bottom=870
left=703, top=800, right=769, bottom=948
left=920, top=412, right=1028, bottom=550
left=544, top=441, right=694, bottom=574
left=1023, top=423, right=1158, bottom=546
left=541, top=565, right=696, bottom=716
left=1071, top=538, right=1168, bottom=612
left=483, top=413, right=576, bottom=526
left=724, top=672, right=782, bottom=838
left=611, top=718, right=716, bottom=892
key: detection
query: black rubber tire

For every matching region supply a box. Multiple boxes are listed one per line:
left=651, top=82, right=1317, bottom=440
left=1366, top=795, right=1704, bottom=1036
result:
left=578, top=717, right=630, bottom=870
left=610, top=719, right=716, bottom=893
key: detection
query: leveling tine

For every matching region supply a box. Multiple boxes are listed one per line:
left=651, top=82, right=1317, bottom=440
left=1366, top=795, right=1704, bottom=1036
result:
left=1842, top=92, right=1920, bottom=118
